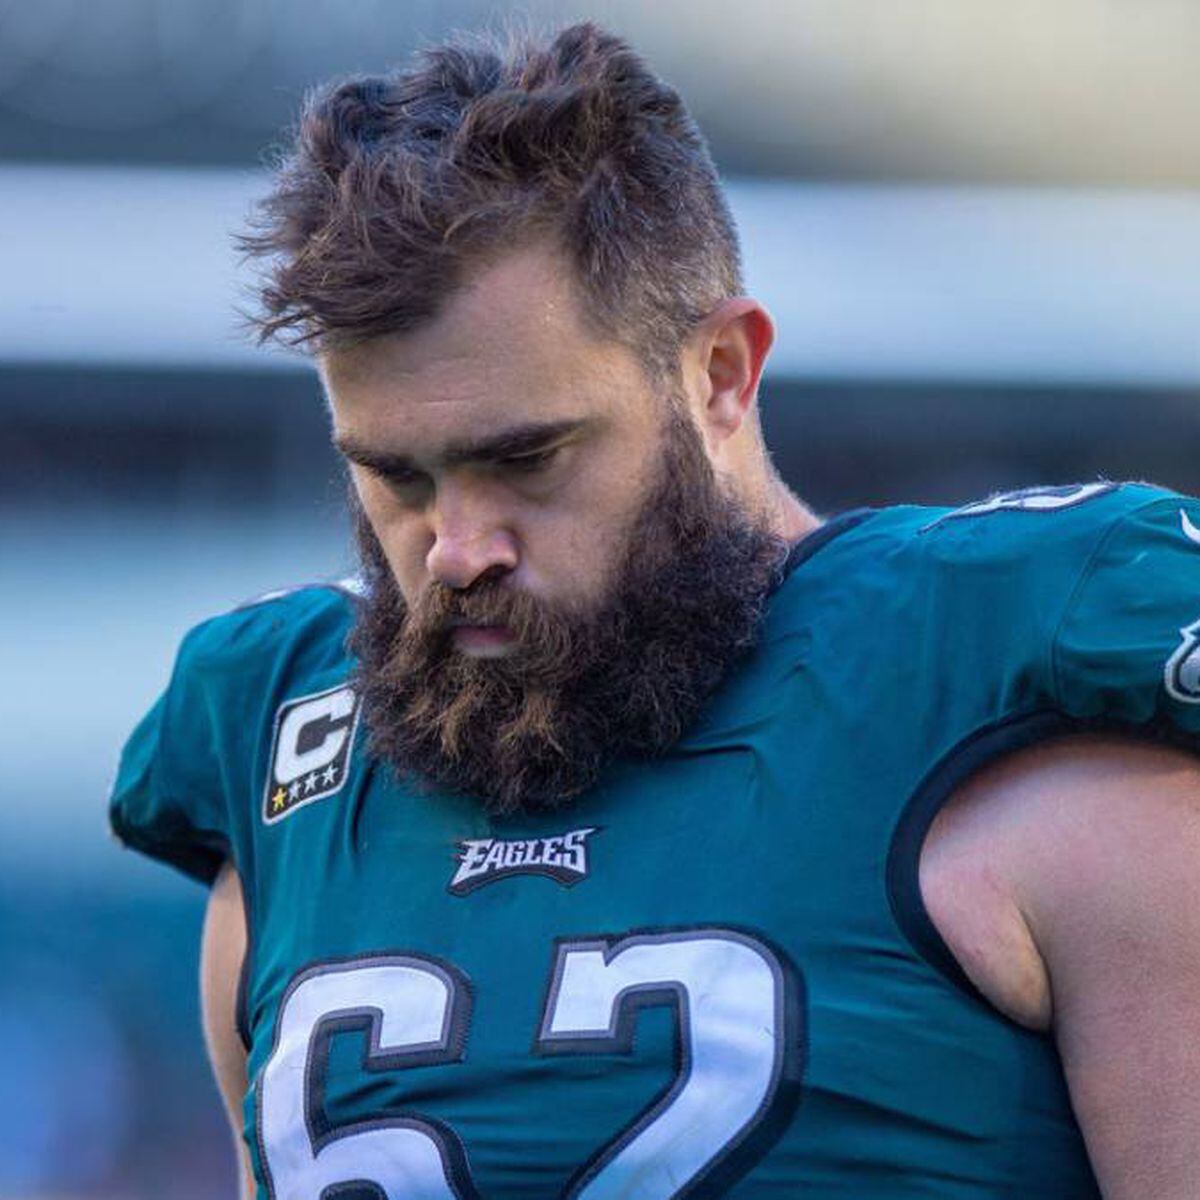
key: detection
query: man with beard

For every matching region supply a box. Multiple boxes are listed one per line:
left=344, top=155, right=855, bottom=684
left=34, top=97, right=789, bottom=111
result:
left=110, top=23, right=1200, bottom=1200
left=350, top=395, right=788, bottom=814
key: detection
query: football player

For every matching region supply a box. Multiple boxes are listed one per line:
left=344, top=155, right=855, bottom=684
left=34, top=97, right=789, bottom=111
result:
left=111, top=23, right=1200, bottom=1199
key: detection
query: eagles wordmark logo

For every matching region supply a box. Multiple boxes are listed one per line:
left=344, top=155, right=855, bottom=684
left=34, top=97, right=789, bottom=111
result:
left=263, top=684, right=361, bottom=823
left=449, top=828, right=599, bottom=895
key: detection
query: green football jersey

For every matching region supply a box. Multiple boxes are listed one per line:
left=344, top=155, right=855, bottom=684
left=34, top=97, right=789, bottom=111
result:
left=111, top=481, right=1200, bottom=1198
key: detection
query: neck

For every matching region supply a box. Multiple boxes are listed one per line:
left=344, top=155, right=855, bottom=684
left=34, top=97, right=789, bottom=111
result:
left=767, top=477, right=823, bottom=545
left=716, top=430, right=822, bottom=545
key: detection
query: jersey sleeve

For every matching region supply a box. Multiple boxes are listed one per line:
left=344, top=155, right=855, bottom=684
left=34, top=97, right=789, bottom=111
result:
left=109, top=621, right=232, bottom=885
left=1053, top=493, right=1200, bottom=740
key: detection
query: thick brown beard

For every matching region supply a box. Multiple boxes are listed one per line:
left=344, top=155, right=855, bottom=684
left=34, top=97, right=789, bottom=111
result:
left=349, top=407, right=787, bottom=815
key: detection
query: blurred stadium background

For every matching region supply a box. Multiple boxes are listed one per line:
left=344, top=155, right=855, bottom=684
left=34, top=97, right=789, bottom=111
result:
left=2, top=0, right=1197, bottom=1194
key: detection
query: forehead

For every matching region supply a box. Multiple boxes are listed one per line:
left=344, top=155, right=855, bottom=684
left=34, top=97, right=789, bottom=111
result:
left=320, top=245, right=653, bottom=449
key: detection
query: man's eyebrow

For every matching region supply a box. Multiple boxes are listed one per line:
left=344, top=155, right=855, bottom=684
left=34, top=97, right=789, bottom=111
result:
left=334, top=418, right=593, bottom=475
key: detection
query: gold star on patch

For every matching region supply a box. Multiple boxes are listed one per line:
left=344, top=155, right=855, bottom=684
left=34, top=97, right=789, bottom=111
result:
left=271, top=787, right=288, bottom=812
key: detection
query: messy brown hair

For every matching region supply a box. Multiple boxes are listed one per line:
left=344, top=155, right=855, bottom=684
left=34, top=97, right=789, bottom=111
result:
left=241, top=22, right=743, bottom=379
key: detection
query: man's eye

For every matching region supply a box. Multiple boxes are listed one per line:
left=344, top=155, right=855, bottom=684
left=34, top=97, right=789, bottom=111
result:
left=500, top=446, right=561, bottom=473
left=379, top=469, right=431, bottom=498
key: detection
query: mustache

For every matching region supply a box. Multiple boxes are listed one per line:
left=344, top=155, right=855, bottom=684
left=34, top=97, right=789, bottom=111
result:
left=391, top=576, right=581, bottom=673
left=409, top=578, right=523, bottom=626
left=402, top=578, right=537, bottom=637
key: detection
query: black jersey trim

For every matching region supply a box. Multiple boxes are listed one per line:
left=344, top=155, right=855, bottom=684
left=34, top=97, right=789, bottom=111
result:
left=236, top=869, right=255, bottom=1053
left=886, top=708, right=1200, bottom=1009
left=781, top=508, right=876, bottom=579
left=109, top=807, right=229, bottom=886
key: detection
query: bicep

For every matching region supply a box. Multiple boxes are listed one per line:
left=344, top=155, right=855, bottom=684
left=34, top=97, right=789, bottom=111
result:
left=1005, top=739, right=1200, bottom=1198
left=200, top=859, right=255, bottom=1199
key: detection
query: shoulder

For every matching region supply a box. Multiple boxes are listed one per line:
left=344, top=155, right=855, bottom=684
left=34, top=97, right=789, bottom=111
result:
left=149, top=577, right=362, bottom=798
left=782, top=481, right=1182, bottom=600
left=881, top=483, right=1200, bottom=1025
left=773, top=481, right=1196, bottom=677
left=176, top=579, right=360, bottom=683
left=108, top=579, right=363, bottom=884
left=847, top=479, right=1198, bottom=691
left=876, top=479, right=1181, bottom=565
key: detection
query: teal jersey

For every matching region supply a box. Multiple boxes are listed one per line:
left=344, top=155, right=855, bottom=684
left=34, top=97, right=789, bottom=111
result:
left=111, top=481, right=1200, bottom=1198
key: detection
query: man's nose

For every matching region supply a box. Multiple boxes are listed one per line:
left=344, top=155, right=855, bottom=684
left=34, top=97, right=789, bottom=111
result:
left=424, top=480, right=519, bottom=591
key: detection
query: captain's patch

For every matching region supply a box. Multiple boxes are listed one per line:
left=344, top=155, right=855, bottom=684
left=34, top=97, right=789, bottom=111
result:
left=263, top=684, right=361, bottom=823
left=449, top=828, right=599, bottom=896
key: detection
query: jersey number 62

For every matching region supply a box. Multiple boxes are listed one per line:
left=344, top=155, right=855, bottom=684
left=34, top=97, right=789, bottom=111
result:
left=255, top=927, right=804, bottom=1199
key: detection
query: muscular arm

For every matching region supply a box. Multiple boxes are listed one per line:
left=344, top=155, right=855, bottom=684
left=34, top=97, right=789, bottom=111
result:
left=200, top=859, right=256, bottom=1200
left=923, top=736, right=1200, bottom=1198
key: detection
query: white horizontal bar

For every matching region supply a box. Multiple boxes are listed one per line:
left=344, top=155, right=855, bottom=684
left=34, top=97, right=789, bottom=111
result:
left=738, top=182, right=1200, bottom=386
left=2, top=165, right=1198, bottom=385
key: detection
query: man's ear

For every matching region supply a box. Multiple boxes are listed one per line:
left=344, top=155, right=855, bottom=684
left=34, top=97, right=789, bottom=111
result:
left=688, top=298, right=775, bottom=443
